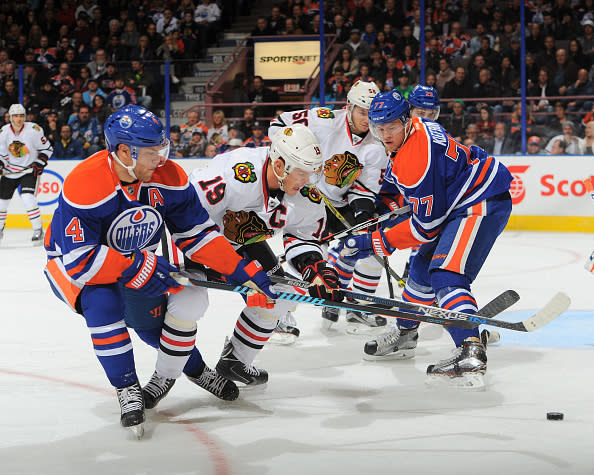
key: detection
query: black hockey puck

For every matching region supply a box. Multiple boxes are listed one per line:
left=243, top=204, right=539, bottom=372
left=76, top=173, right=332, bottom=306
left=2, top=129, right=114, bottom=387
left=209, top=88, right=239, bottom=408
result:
left=547, top=412, right=564, bottom=420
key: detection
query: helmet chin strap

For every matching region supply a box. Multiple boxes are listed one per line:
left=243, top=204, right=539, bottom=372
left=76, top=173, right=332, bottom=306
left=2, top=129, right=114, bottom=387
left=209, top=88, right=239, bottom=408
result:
left=111, top=149, right=138, bottom=180
left=271, top=157, right=288, bottom=191
left=392, top=120, right=413, bottom=155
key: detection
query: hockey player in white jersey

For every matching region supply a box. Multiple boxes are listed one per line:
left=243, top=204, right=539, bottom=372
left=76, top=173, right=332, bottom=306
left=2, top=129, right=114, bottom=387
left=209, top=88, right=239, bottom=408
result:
left=269, top=80, right=390, bottom=336
left=0, top=104, right=53, bottom=243
left=179, top=124, right=343, bottom=386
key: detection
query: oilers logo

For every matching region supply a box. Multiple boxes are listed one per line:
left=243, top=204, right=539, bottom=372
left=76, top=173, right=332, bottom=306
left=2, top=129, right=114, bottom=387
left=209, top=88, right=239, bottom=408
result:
left=119, top=115, right=133, bottom=128
left=106, top=206, right=162, bottom=253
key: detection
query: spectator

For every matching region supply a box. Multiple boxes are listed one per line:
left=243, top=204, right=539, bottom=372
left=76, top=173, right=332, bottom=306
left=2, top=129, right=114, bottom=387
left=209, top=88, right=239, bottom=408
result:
left=578, top=19, right=594, bottom=62
left=71, top=14, right=93, bottom=48
left=290, top=3, right=312, bottom=33
left=204, top=143, right=217, bottom=157
left=268, top=5, right=286, bottom=35
left=125, top=60, right=154, bottom=108
left=34, top=35, right=58, bottom=70
left=535, top=34, right=557, bottom=71
left=353, top=63, right=375, bottom=84
left=235, top=106, right=256, bottom=140
left=156, top=8, right=179, bottom=35
left=332, top=46, right=359, bottom=79
left=330, top=14, right=350, bottom=43
left=425, top=37, right=444, bottom=75
left=463, top=123, right=483, bottom=147
left=476, top=105, right=496, bottom=140
left=91, top=94, right=110, bottom=123
left=441, top=99, right=473, bottom=141
left=395, top=70, right=413, bottom=99
left=242, top=121, right=271, bottom=147
left=435, top=57, right=455, bottom=94
left=383, top=0, right=403, bottom=30
left=473, top=35, right=501, bottom=73
left=508, top=103, right=535, bottom=139
left=194, top=0, right=222, bottom=57
left=51, top=63, right=75, bottom=90
left=581, top=103, right=594, bottom=128
left=0, top=79, right=19, bottom=110
left=472, top=67, right=499, bottom=111
left=441, top=21, right=471, bottom=67
left=545, top=121, right=583, bottom=154
left=369, top=51, right=387, bottom=83
left=382, top=57, right=401, bottom=91
left=53, top=124, right=85, bottom=159
left=251, top=17, right=274, bottom=37
left=208, top=109, right=229, bottom=143
left=547, top=101, right=570, bottom=136
left=374, top=31, right=393, bottom=60
left=58, top=89, right=84, bottom=124
left=106, top=76, right=136, bottom=112
left=548, top=138, right=567, bottom=154
left=362, top=22, right=377, bottom=46
left=526, top=135, right=542, bottom=154
left=145, top=23, right=164, bottom=54
left=581, top=121, right=594, bottom=154
left=155, top=35, right=184, bottom=86
left=395, top=44, right=419, bottom=84
left=550, top=48, right=578, bottom=95
left=68, top=104, right=103, bottom=157
left=86, top=48, right=107, bottom=79
left=484, top=121, right=515, bottom=155
left=394, top=24, right=420, bottom=58
left=180, top=109, right=209, bottom=145
left=344, top=28, right=371, bottom=64
left=528, top=68, right=558, bottom=120
left=98, top=62, right=118, bottom=94
left=526, top=22, right=545, bottom=55
left=442, top=66, right=472, bottom=110
left=566, top=68, right=594, bottom=112
left=568, top=39, right=590, bottom=71
left=74, top=66, right=92, bottom=92
left=230, top=72, right=250, bottom=119
left=500, top=36, right=522, bottom=71
left=36, top=81, right=57, bottom=113
left=82, top=78, right=107, bottom=107
left=469, top=23, right=493, bottom=56
left=353, top=0, right=382, bottom=31
left=183, top=130, right=207, bottom=157
left=42, top=110, right=61, bottom=145
left=248, top=75, right=279, bottom=119
left=169, top=125, right=185, bottom=158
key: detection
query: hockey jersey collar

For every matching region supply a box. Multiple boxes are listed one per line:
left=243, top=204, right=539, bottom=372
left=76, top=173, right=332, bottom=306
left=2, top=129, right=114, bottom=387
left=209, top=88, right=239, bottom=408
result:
left=344, top=113, right=366, bottom=146
left=262, top=156, right=283, bottom=212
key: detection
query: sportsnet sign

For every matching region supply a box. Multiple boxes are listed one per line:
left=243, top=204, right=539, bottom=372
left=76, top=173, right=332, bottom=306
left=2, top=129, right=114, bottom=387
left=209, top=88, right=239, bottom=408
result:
left=254, top=39, right=320, bottom=79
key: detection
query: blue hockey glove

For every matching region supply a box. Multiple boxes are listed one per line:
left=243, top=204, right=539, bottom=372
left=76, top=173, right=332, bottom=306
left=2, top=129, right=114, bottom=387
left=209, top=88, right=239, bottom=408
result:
left=301, top=261, right=343, bottom=301
left=341, top=229, right=396, bottom=260
left=225, top=259, right=277, bottom=308
left=120, top=250, right=183, bottom=297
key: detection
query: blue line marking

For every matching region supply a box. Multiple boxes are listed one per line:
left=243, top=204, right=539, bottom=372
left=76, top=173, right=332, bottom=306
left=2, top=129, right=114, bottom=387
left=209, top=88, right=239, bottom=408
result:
left=494, top=310, right=594, bottom=348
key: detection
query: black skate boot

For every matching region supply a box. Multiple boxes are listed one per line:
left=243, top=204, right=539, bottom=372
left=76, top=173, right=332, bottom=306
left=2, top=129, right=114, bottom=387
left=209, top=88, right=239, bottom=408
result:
left=321, top=307, right=340, bottom=329
left=363, top=325, right=418, bottom=360
left=426, top=337, right=487, bottom=388
left=270, top=311, right=300, bottom=345
left=142, top=371, right=176, bottom=409
left=186, top=361, right=239, bottom=401
left=116, top=381, right=145, bottom=438
left=31, top=228, right=43, bottom=244
left=345, top=310, right=387, bottom=335
left=215, top=338, right=268, bottom=386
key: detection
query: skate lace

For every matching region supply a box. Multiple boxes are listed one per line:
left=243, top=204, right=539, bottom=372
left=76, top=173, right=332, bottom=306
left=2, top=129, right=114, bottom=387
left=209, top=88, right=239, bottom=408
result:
left=376, top=327, right=402, bottom=347
left=144, top=374, right=172, bottom=398
left=197, top=368, right=227, bottom=395
left=243, top=363, right=261, bottom=376
left=118, top=384, right=143, bottom=412
left=440, top=346, right=463, bottom=365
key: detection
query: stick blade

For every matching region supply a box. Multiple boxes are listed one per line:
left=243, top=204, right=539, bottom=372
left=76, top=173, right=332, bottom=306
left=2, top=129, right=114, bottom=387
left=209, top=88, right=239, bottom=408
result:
left=521, top=292, right=571, bottom=332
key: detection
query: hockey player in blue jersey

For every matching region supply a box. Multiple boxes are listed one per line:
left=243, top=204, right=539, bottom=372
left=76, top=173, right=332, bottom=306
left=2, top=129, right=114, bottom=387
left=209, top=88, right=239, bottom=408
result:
left=341, top=90, right=513, bottom=387
left=43, top=105, right=275, bottom=436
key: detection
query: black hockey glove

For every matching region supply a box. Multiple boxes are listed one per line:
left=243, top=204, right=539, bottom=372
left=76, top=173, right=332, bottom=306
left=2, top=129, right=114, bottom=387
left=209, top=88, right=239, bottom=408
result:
left=32, top=155, right=49, bottom=177
left=301, top=261, right=343, bottom=301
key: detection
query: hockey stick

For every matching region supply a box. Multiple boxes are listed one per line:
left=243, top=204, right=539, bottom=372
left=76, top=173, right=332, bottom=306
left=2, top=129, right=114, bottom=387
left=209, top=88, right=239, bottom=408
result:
left=267, top=273, right=520, bottom=319
left=0, top=167, right=33, bottom=176
left=321, top=194, right=407, bottom=288
left=175, top=270, right=571, bottom=332
left=319, top=205, right=411, bottom=243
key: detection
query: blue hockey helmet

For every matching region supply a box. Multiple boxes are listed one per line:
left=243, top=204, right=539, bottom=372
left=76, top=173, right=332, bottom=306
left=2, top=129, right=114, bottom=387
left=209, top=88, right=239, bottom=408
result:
left=408, top=84, right=441, bottom=120
left=368, top=90, right=411, bottom=149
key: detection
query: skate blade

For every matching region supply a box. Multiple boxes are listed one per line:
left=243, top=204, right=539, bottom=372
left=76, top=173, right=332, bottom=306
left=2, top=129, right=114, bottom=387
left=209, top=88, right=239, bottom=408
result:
left=362, top=348, right=416, bottom=361
left=128, top=423, right=145, bottom=439
left=269, top=331, right=298, bottom=345
left=425, top=372, right=486, bottom=390
left=320, top=318, right=336, bottom=331
left=346, top=322, right=390, bottom=336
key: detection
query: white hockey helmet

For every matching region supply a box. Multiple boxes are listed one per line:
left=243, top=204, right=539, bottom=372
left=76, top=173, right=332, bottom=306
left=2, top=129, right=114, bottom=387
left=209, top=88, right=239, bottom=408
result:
left=347, top=80, right=380, bottom=110
left=8, top=103, right=26, bottom=117
left=269, top=123, right=323, bottom=175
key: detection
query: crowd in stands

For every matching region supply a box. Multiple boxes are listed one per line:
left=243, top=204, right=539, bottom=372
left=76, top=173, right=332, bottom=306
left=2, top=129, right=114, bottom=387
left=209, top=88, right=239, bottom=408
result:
left=0, top=0, right=232, bottom=157
left=2, top=1, right=594, bottom=157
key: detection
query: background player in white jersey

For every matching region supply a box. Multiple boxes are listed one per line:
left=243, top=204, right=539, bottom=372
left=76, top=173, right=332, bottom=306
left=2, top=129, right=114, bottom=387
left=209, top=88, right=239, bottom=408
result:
left=341, top=91, right=512, bottom=387
left=269, top=81, right=389, bottom=335
left=178, top=124, right=343, bottom=386
left=0, top=103, right=53, bottom=243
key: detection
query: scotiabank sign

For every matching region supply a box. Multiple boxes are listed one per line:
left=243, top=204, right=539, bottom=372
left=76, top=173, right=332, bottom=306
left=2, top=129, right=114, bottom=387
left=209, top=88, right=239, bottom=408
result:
left=254, top=40, right=320, bottom=79
left=499, top=156, right=594, bottom=216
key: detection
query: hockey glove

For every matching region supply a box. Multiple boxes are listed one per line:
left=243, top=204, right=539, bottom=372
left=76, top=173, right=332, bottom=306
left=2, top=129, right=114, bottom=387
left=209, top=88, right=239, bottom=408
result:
left=120, top=250, right=183, bottom=297
left=225, top=259, right=277, bottom=308
left=301, top=261, right=343, bottom=301
left=341, top=229, right=395, bottom=260
left=32, top=155, right=48, bottom=177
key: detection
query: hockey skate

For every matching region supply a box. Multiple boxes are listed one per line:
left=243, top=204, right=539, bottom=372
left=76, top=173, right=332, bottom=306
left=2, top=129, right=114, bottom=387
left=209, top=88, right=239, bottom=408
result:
left=116, top=381, right=145, bottom=439
left=426, top=338, right=487, bottom=389
left=142, top=371, right=176, bottom=409
left=186, top=361, right=239, bottom=401
left=481, top=328, right=501, bottom=346
left=320, top=307, right=340, bottom=330
left=31, top=228, right=43, bottom=244
left=270, top=311, right=300, bottom=345
left=345, top=310, right=387, bottom=335
left=363, top=325, right=418, bottom=360
left=215, top=337, right=268, bottom=386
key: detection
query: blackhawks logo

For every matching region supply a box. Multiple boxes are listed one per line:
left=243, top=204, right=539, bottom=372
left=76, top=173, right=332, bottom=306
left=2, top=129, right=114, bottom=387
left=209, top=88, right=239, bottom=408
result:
left=316, top=108, right=334, bottom=119
left=300, top=185, right=322, bottom=203
left=323, top=151, right=363, bottom=188
left=8, top=141, right=29, bottom=158
left=232, top=162, right=257, bottom=183
left=222, top=209, right=273, bottom=245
